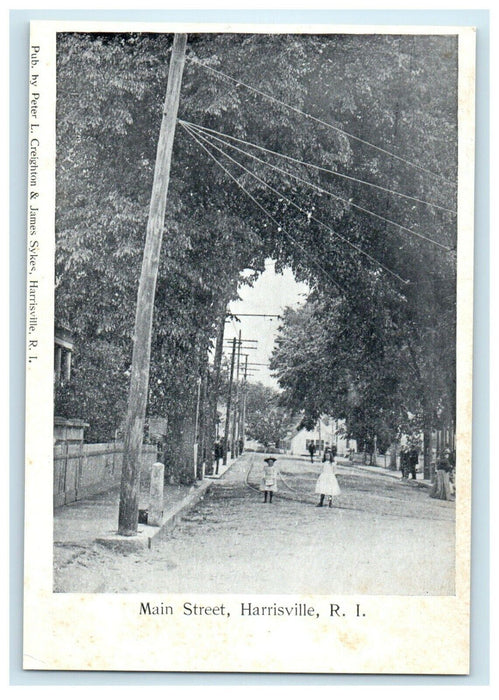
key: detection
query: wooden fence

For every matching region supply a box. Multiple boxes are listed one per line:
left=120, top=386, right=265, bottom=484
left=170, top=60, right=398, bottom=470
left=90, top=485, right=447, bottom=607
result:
left=53, top=442, right=158, bottom=507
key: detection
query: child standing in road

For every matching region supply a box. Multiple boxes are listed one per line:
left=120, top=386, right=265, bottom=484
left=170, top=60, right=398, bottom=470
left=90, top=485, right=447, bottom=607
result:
left=315, top=454, right=341, bottom=507
left=260, top=456, right=278, bottom=503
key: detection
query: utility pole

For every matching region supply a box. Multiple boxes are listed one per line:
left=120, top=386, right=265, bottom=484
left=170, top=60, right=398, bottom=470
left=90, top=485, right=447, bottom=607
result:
left=207, top=306, right=226, bottom=474
left=239, top=356, right=248, bottom=452
left=118, top=34, right=187, bottom=536
left=231, top=330, right=242, bottom=459
left=223, top=337, right=237, bottom=466
left=193, top=376, right=202, bottom=480
left=199, top=367, right=209, bottom=480
left=228, top=313, right=282, bottom=319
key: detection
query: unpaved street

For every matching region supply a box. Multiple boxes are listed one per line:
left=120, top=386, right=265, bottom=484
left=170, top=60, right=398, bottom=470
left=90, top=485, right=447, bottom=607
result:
left=54, top=453, right=455, bottom=595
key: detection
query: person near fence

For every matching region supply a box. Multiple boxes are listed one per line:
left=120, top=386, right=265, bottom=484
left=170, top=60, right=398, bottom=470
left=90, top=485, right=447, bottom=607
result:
left=430, top=448, right=454, bottom=500
left=408, top=446, right=419, bottom=480
left=213, top=440, right=222, bottom=475
left=400, top=446, right=409, bottom=478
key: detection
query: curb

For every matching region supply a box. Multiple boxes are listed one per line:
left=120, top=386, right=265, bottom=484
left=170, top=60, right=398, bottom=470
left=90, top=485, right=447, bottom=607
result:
left=95, top=479, right=213, bottom=552
left=203, top=457, right=237, bottom=480
left=155, top=479, right=213, bottom=541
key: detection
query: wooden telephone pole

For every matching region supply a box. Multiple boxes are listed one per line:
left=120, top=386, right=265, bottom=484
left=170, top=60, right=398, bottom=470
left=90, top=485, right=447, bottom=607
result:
left=118, top=34, right=187, bottom=536
left=231, top=331, right=242, bottom=458
left=223, top=337, right=237, bottom=466
left=239, top=355, right=248, bottom=452
left=207, top=305, right=226, bottom=473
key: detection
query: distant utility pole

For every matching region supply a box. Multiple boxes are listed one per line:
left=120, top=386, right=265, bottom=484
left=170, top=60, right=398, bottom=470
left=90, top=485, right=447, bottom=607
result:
left=118, top=34, right=187, bottom=536
left=200, top=368, right=209, bottom=479
left=207, top=305, right=226, bottom=474
left=223, top=342, right=257, bottom=350
left=239, top=356, right=248, bottom=452
left=228, top=313, right=282, bottom=319
left=223, top=337, right=237, bottom=466
left=193, top=376, right=202, bottom=480
left=231, top=331, right=242, bottom=459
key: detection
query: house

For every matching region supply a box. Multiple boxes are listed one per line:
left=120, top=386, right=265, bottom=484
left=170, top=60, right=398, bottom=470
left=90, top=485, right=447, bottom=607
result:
left=54, top=322, right=74, bottom=385
left=286, top=417, right=356, bottom=458
left=54, top=322, right=89, bottom=444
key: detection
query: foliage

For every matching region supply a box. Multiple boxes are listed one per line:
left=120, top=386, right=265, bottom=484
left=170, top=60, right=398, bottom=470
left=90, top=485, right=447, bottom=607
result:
left=54, top=339, right=129, bottom=442
left=244, top=382, right=296, bottom=449
left=54, top=32, right=457, bottom=469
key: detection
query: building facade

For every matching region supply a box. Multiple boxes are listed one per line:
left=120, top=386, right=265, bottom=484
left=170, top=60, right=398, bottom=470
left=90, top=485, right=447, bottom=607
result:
left=286, top=417, right=356, bottom=458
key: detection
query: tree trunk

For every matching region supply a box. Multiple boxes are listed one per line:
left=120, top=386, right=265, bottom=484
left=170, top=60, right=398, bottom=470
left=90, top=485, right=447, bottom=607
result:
left=162, top=409, right=195, bottom=484
left=179, top=413, right=197, bottom=483
left=389, top=441, right=399, bottom=471
left=423, top=426, right=432, bottom=480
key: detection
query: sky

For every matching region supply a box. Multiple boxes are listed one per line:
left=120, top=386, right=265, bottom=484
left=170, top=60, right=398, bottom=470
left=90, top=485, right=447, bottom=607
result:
left=225, top=259, right=308, bottom=389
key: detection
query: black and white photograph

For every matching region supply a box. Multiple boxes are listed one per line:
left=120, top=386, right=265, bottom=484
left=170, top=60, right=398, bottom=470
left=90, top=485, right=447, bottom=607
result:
left=23, top=20, right=475, bottom=674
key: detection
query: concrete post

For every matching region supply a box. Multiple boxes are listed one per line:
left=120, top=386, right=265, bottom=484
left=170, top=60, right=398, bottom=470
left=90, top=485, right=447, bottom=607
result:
left=148, top=462, right=165, bottom=526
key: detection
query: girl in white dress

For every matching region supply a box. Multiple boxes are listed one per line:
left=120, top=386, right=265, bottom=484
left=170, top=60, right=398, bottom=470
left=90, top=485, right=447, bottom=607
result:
left=260, top=457, right=278, bottom=503
left=315, top=456, right=341, bottom=507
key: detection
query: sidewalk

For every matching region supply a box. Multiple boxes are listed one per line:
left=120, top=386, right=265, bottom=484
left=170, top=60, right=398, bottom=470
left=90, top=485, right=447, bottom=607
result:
left=53, top=454, right=429, bottom=552
left=337, top=458, right=432, bottom=488
left=54, top=456, right=236, bottom=551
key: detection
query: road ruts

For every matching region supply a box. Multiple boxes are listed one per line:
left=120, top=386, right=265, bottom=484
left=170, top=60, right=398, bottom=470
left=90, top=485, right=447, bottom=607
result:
left=54, top=452, right=455, bottom=595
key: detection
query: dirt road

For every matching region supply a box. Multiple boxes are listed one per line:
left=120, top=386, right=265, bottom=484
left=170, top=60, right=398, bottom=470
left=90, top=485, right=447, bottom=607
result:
left=54, top=453, right=455, bottom=595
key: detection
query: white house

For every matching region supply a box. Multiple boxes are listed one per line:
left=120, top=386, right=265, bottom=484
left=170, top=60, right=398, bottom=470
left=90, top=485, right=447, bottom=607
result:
left=286, top=417, right=356, bottom=458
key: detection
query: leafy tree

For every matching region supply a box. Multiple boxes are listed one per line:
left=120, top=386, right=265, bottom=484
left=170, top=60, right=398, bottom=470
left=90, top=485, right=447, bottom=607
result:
left=54, top=31, right=457, bottom=477
left=244, top=382, right=296, bottom=449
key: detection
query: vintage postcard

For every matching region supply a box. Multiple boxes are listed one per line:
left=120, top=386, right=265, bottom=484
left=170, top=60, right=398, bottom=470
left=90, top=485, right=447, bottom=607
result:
left=24, top=20, right=475, bottom=673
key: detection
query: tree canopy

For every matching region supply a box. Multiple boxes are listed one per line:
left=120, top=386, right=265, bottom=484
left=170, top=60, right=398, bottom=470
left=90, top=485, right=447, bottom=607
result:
left=244, top=382, right=296, bottom=449
left=54, top=31, right=457, bottom=471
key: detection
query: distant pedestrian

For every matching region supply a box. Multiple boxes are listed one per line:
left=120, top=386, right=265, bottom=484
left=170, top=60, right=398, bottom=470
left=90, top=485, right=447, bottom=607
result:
left=447, top=446, right=456, bottom=468
left=260, top=457, right=278, bottom=504
left=308, top=442, right=316, bottom=463
left=408, top=447, right=419, bottom=480
left=214, top=440, right=222, bottom=475
left=430, top=448, right=454, bottom=500
left=315, top=455, right=341, bottom=508
left=447, top=446, right=456, bottom=495
left=400, top=447, right=409, bottom=478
